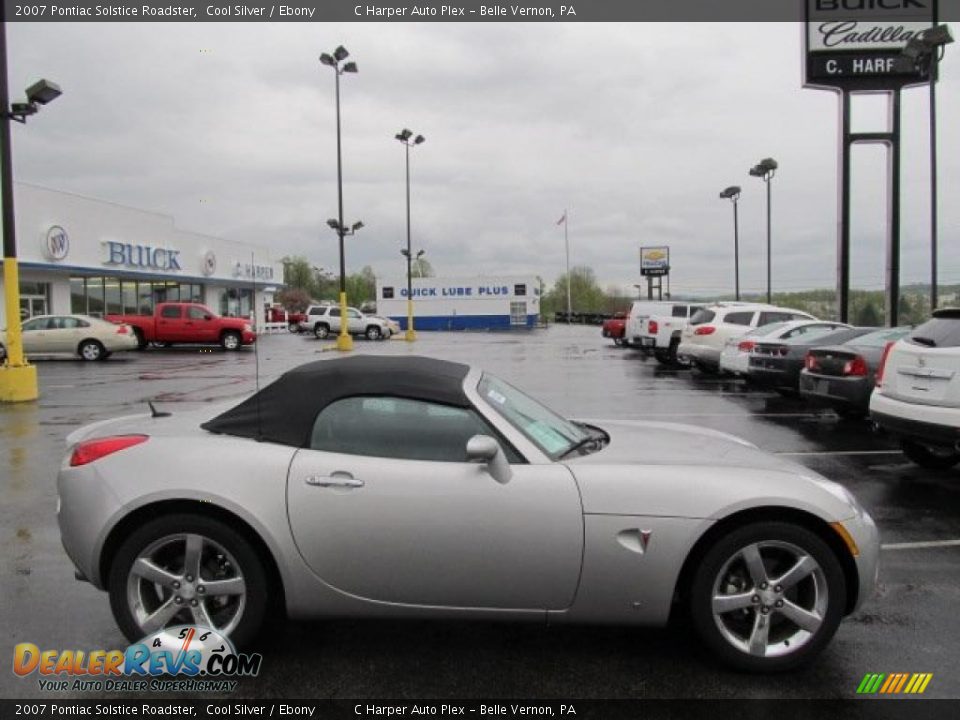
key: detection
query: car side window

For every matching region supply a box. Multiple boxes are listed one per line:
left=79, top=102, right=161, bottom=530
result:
left=758, top=311, right=791, bottom=325
left=160, top=306, right=181, bottom=319
left=21, top=318, right=46, bottom=332
left=310, top=396, right=521, bottom=463
left=329, top=308, right=341, bottom=318
left=725, top=311, right=754, bottom=326
left=187, top=307, right=207, bottom=320
left=672, top=305, right=687, bottom=318
left=59, top=317, right=82, bottom=329
left=347, top=309, right=361, bottom=319
left=309, top=307, right=324, bottom=316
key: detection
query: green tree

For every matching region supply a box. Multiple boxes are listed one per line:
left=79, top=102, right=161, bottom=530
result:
left=855, top=300, right=881, bottom=327
left=281, top=256, right=315, bottom=295
left=345, top=265, right=377, bottom=306
left=414, top=257, right=435, bottom=278
left=542, top=266, right=606, bottom=316
left=275, top=287, right=312, bottom=312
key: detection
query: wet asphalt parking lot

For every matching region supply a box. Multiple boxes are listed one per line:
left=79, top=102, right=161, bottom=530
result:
left=2, top=324, right=959, bottom=700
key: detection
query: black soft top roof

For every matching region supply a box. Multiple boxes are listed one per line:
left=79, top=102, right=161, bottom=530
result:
left=201, top=355, right=472, bottom=447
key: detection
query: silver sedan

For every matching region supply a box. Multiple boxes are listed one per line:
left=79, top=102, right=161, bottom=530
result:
left=57, top=356, right=878, bottom=672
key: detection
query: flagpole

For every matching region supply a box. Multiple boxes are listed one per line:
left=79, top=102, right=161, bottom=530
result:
left=564, top=208, right=571, bottom=322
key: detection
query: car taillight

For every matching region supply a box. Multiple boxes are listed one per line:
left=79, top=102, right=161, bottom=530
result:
left=694, top=326, right=715, bottom=336
left=738, top=340, right=756, bottom=352
left=648, top=320, right=658, bottom=334
left=804, top=352, right=820, bottom=372
left=843, top=355, right=868, bottom=377
left=69, top=435, right=148, bottom=467
left=875, top=341, right=895, bottom=388
left=116, top=325, right=129, bottom=334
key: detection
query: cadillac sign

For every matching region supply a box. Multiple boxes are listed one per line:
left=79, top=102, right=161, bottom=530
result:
left=804, top=0, right=936, bottom=90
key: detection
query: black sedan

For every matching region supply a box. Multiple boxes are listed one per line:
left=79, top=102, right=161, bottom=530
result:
left=798, top=326, right=912, bottom=418
left=747, top=327, right=874, bottom=394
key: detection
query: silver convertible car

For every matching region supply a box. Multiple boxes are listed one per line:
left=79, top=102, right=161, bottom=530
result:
left=57, top=356, right=879, bottom=672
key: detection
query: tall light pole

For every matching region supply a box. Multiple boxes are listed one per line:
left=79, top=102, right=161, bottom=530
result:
left=0, top=12, right=61, bottom=402
left=902, top=24, right=953, bottom=312
left=749, top=158, right=777, bottom=304
left=395, top=128, right=425, bottom=341
left=719, top=186, right=742, bottom=301
left=320, top=46, right=358, bottom=351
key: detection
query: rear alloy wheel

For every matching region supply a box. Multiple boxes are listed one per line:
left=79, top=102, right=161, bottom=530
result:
left=690, top=521, right=845, bottom=672
left=287, top=322, right=300, bottom=334
left=901, top=439, right=960, bottom=470
left=109, top=514, right=268, bottom=647
left=79, top=340, right=106, bottom=361
left=221, top=331, right=241, bottom=351
left=365, top=325, right=382, bottom=341
left=314, top=324, right=330, bottom=340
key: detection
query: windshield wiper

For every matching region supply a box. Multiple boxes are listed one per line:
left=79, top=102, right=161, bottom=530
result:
left=912, top=336, right=937, bottom=347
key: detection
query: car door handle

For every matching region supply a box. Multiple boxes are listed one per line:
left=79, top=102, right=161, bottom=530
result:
left=304, top=473, right=364, bottom=489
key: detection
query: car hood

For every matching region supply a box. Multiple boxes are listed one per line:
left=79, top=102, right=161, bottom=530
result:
left=571, top=419, right=806, bottom=473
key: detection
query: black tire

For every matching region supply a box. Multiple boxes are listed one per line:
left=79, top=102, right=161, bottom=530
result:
left=690, top=521, right=846, bottom=673
left=365, top=325, right=382, bottom=341
left=314, top=323, right=330, bottom=340
left=613, top=337, right=624, bottom=347
left=287, top=322, right=300, bottom=334
left=654, top=349, right=671, bottom=365
left=775, top=388, right=799, bottom=398
left=0, top=343, right=6, bottom=363
left=220, top=331, right=242, bottom=351
left=78, top=339, right=106, bottom=362
left=108, top=513, right=269, bottom=648
left=835, top=406, right=866, bottom=420
left=694, top=360, right=719, bottom=375
left=901, top=439, right=960, bottom=469
left=133, top=328, right=148, bottom=351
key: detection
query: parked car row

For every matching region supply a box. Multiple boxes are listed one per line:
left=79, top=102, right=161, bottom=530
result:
left=611, top=299, right=960, bottom=471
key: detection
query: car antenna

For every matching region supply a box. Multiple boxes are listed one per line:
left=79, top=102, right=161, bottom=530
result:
left=252, top=252, right=263, bottom=441
left=147, top=401, right=171, bottom=418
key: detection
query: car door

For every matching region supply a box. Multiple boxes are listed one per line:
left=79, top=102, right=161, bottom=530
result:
left=156, top=305, right=184, bottom=341
left=19, top=316, right=52, bottom=354
left=53, top=316, right=86, bottom=353
left=326, top=307, right=343, bottom=333
left=185, top=305, right=218, bottom=342
left=286, top=395, right=584, bottom=610
left=346, top=308, right=364, bottom=334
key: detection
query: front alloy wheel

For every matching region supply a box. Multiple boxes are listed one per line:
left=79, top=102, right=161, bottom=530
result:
left=365, top=325, right=382, bottom=341
left=79, top=340, right=105, bottom=361
left=109, top=514, right=267, bottom=647
left=691, top=521, right=845, bottom=672
left=221, top=332, right=241, bottom=351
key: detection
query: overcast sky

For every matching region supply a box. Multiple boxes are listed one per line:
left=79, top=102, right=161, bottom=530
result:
left=7, top=21, right=960, bottom=297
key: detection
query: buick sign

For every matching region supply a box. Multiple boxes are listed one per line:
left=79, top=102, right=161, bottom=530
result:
left=43, top=225, right=70, bottom=261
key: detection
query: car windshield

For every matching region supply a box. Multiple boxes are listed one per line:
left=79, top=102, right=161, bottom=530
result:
left=843, top=326, right=910, bottom=348
left=478, top=374, right=589, bottom=459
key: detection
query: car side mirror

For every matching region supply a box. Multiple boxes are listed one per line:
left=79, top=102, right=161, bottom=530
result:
left=204, top=315, right=213, bottom=321
left=466, top=434, right=512, bottom=484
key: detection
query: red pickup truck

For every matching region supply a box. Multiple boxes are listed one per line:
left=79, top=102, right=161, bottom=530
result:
left=601, top=312, right=628, bottom=346
left=106, top=303, right=256, bottom=351
left=265, top=304, right=308, bottom=333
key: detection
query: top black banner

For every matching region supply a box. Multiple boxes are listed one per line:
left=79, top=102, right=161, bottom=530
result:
left=3, top=0, right=960, bottom=22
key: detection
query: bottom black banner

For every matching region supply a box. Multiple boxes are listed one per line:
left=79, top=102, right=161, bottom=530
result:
left=2, top=700, right=960, bottom=720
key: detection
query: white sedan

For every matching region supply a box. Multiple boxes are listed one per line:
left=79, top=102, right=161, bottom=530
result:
left=719, top=321, right=850, bottom=375
left=0, top=314, right=138, bottom=362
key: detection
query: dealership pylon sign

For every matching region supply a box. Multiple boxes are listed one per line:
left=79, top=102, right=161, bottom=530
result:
left=804, top=0, right=935, bottom=91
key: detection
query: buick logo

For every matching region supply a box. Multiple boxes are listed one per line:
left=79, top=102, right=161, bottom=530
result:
left=43, top=225, right=69, bottom=261
left=202, top=250, right=217, bottom=276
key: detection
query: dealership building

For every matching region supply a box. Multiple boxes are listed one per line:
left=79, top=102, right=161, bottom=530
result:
left=376, top=275, right=540, bottom=330
left=0, top=183, right=284, bottom=324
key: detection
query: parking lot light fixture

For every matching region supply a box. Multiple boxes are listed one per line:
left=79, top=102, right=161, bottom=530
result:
left=396, top=127, right=426, bottom=342
left=719, top=186, right=742, bottom=301
left=749, top=158, right=777, bottom=304
left=320, top=45, right=358, bottom=352
left=901, top=24, right=953, bottom=311
left=0, top=15, right=61, bottom=401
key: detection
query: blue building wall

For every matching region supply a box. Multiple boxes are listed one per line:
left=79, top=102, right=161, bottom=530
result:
left=391, top=314, right=538, bottom=331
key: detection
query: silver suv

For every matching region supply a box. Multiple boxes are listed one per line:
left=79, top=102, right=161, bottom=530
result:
left=299, top=305, right=391, bottom=340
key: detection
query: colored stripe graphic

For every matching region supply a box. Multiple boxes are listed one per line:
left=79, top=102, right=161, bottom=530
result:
left=857, top=673, right=932, bottom=694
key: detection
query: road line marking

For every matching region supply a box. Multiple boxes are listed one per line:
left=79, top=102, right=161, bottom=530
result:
left=775, top=450, right=902, bottom=456
left=45, top=385, right=75, bottom=389
left=882, top=539, right=960, bottom=550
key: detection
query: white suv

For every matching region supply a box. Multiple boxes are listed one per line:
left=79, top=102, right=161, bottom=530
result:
left=299, top=305, right=391, bottom=340
left=624, top=301, right=676, bottom=349
left=679, top=303, right=815, bottom=373
left=870, top=309, right=960, bottom=469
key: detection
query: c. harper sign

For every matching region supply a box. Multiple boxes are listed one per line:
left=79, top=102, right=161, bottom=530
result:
left=804, top=0, right=935, bottom=90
